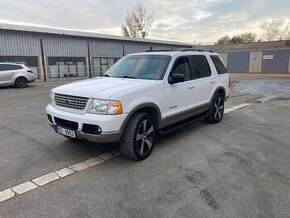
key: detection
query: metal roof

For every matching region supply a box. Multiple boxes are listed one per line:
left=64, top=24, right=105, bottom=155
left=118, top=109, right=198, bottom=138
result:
left=0, top=23, right=191, bottom=47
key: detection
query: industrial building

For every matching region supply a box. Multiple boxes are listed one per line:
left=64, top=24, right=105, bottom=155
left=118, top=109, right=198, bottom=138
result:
left=0, top=23, right=191, bottom=81
left=1, top=22, right=289, bottom=79
left=195, top=40, right=290, bottom=74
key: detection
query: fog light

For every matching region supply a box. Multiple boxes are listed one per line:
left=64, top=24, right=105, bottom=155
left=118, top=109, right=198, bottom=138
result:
left=47, top=114, right=53, bottom=123
left=82, top=124, right=102, bottom=135
left=96, top=126, right=102, bottom=134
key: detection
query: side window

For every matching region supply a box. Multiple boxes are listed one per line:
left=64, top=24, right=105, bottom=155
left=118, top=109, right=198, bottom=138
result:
left=210, top=55, right=228, bottom=74
left=170, top=57, right=192, bottom=81
left=11, top=65, right=23, bottom=70
left=190, top=55, right=212, bottom=79
left=0, top=64, right=11, bottom=71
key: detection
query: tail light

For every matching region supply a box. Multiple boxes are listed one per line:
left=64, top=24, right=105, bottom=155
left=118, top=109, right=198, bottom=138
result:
left=27, top=69, right=34, bottom=74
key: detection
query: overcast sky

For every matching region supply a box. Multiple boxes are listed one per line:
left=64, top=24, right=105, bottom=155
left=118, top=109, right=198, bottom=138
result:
left=0, top=0, right=289, bottom=44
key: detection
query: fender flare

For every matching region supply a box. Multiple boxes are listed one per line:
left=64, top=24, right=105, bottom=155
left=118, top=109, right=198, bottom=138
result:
left=119, top=102, right=162, bottom=134
left=210, top=87, right=226, bottom=103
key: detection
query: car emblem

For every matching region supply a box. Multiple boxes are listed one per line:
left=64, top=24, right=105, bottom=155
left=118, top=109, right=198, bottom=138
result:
left=65, top=99, right=71, bottom=105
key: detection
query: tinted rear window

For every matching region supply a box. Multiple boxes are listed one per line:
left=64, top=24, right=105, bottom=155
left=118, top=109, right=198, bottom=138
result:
left=210, top=56, right=228, bottom=74
left=190, top=55, right=212, bottom=79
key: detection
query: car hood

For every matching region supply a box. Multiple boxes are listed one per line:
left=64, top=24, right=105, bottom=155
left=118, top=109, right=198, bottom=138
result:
left=51, top=77, right=156, bottom=99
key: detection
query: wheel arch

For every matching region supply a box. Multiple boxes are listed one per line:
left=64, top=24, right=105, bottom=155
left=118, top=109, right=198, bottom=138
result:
left=211, top=86, right=226, bottom=102
left=120, top=103, right=162, bottom=134
left=14, top=75, right=28, bottom=84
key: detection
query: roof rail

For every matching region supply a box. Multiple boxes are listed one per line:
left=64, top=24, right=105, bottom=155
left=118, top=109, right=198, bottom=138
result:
left=180, top=48, right=214, bottom=52
left=145, top=48, right=214, bottom=52
left=145, top=49, right=175, bottom=52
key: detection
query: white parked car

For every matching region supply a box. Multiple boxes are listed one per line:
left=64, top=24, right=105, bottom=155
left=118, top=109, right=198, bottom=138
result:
left=46, top=50, right=230, bottom=160
left=0, top=63, right=35, bottom=88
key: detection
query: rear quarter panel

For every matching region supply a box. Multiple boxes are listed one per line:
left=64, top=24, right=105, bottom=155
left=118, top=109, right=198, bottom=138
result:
left=13, top=70, right=35, bottom=83
left=206, top=54, right=230, bottom=98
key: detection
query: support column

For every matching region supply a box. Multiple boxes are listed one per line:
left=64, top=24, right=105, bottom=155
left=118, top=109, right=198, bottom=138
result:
left=122, top=44, right=125, bottom=56
left=219, top=53, right=228, bottom=67
left=38, top=56, right=43, bottom=81
left=249, top=52, right=262, bottom=73
left=40, top=39, right=47, bottom=82
left=87, top=42, right=92, bottom=78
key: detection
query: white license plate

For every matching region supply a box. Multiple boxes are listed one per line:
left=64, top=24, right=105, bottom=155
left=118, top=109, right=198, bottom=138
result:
left=56, top=126, right=76, bottom=138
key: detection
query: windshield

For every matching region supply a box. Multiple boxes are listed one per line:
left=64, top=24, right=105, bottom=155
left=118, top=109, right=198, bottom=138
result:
left=105, top=55, right=171, bottom=80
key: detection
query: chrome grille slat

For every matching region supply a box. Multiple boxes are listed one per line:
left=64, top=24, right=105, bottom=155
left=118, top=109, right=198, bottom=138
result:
left=55, top=93, right=89, bottom=110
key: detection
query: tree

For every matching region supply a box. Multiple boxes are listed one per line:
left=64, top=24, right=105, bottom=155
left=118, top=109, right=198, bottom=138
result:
left=260, top=18, right=290, bottom=41
left=231, top=32, right=256, bottom=44
left=240, top=32, right=257, bottom=43
left=216, top=32, right=256, bottom=45
left=216, top=35, right=231, bottom=45
left=230, top=35, right=243, bottom=44
left=121, top=1, right=154, bottom=38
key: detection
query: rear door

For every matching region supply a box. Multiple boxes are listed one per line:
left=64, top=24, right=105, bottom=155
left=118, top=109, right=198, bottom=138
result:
left=189, top=55, right=214, bottom=106
left=0, top=64, right=15, bottom=84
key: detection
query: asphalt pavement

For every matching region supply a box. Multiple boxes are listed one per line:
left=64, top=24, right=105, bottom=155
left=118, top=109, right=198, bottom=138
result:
left=0, top=77, right=290, bottom=218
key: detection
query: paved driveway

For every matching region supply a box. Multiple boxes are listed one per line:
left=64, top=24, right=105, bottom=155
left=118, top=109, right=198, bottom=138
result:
left=0, top=78, right=290, bottom=218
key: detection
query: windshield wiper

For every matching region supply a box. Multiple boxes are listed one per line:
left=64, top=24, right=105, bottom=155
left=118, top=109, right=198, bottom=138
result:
left=103, top=74, right=110, bottom=77
left=122, top=75, right=136, bottom=79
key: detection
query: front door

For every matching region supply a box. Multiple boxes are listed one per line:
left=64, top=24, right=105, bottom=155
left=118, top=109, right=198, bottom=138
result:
left=164, top=56, right=195, bottom=119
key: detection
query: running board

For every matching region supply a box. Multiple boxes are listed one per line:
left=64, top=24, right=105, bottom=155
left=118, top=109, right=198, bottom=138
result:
left=158, top=113, right=208, bottom=135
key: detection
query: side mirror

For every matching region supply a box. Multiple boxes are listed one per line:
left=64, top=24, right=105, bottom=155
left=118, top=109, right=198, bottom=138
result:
left=168, top=73, right=185, bottom=84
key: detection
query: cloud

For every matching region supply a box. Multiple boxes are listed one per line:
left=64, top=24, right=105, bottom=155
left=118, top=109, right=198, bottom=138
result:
left=0, top=0, right=289, bottom=44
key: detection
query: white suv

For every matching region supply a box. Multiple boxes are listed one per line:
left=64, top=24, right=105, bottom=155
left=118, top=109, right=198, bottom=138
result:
left=0, top=63, right=35, bottom=88
left=46, top=51, right=229, bottom=160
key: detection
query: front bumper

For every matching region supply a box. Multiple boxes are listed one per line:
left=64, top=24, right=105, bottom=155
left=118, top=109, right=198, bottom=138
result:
left=48, top=123, right=121, bottom=143
left=46, top=104, right=127, bottom=143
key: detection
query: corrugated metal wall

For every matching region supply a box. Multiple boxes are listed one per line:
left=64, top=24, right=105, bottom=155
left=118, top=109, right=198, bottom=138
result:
left=261, top=50, right=290, bottom=73
left=0, top=31, right=40, bottom=56
left=124, top=42, right=151, bottom=55
left=2, top=29, right=290, bottom=74
left=227, top=51, right=250, bottom=73
left=0, top=30, right=188, bottom=58
left=90, top=39, right=123, bottom=57
left=43, top=35, right=87, bottom=57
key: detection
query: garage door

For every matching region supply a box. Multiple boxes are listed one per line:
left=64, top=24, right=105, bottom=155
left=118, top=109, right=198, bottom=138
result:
left=227, top=51, right=250, bottom=73
left=261, top=50, right=290, bottom=74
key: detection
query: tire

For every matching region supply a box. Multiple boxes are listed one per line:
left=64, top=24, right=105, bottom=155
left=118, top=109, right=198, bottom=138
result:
left=206, top=93, right=225, bottom=123
left=15, top=77, right=28, bottom=88
left=120, top=113, right=157, bottom=161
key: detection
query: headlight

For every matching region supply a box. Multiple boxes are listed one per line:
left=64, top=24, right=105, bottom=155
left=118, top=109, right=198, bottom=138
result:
left=49, top=92, right=56, bottom=106
left=87, top=99, right=122, bottom=115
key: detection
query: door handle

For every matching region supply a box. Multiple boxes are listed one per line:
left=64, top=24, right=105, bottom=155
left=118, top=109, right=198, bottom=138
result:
left=210, top=80, right=216, bottom=84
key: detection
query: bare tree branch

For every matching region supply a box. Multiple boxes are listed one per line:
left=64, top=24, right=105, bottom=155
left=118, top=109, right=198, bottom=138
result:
left=260, top=18, right=290, bottom=41
left=121, top=0, right=154, bottom=38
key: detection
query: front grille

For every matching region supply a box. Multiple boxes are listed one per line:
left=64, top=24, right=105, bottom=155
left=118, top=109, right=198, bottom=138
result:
left=54, top=117, right=78, bottom=130
left=55, top=93, right=89, bottom=110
